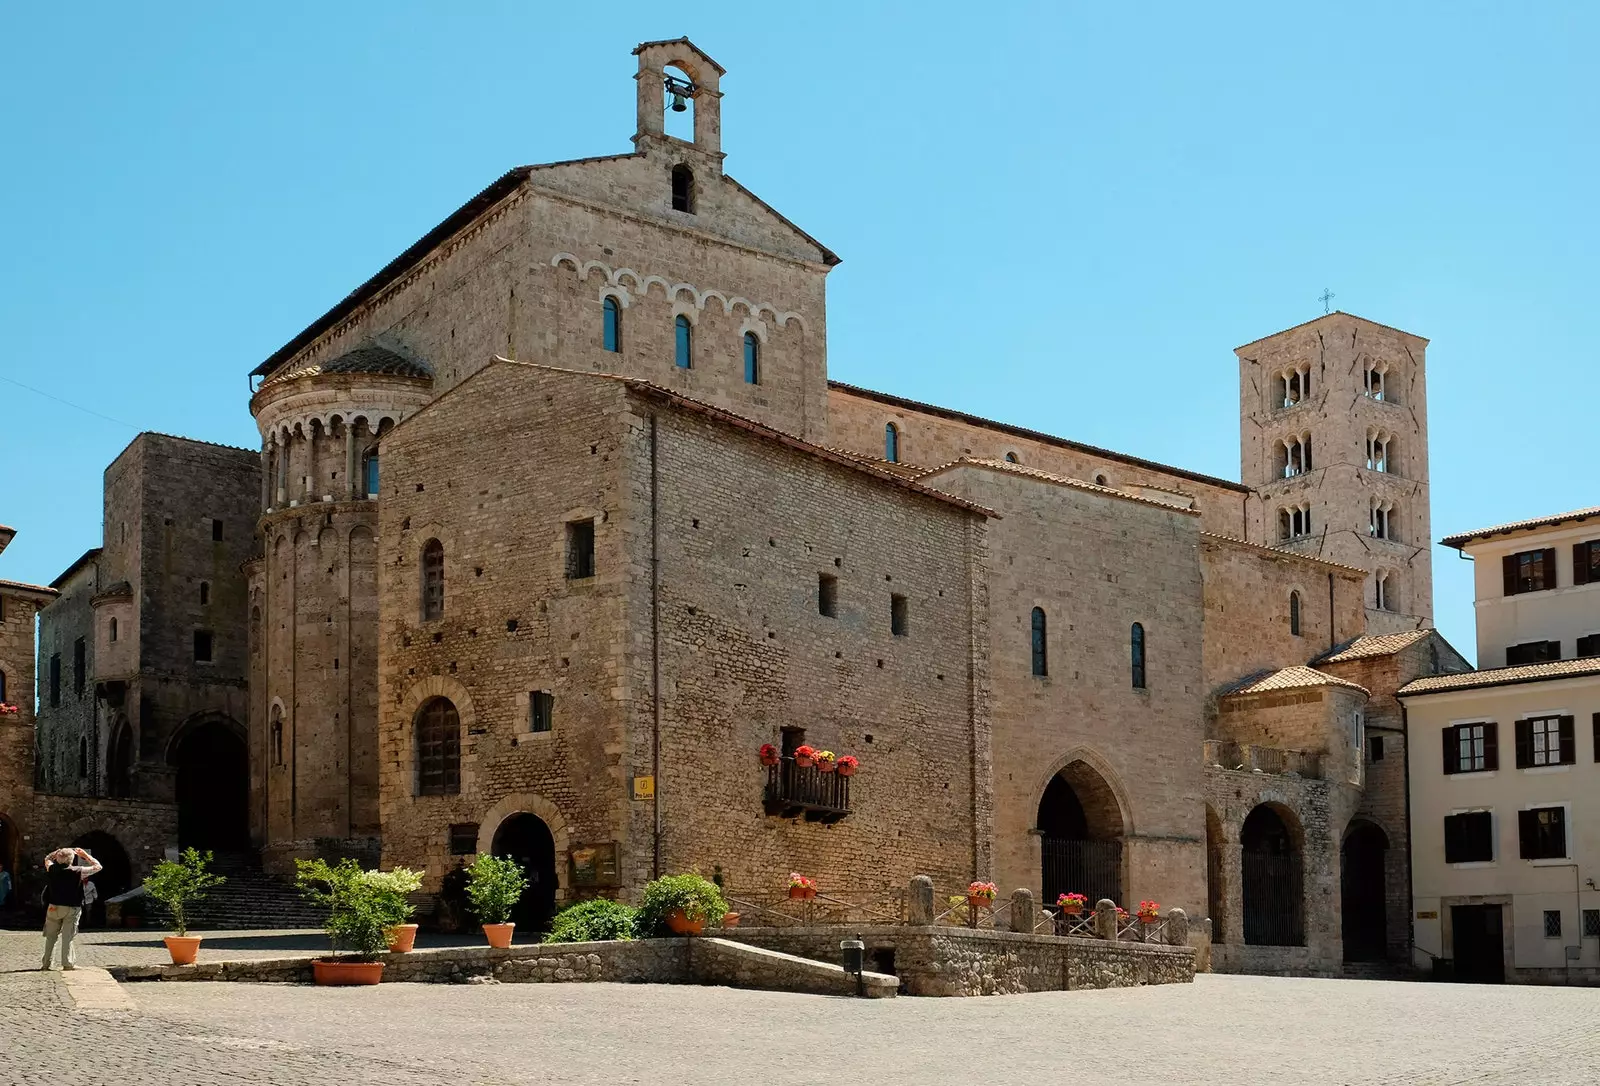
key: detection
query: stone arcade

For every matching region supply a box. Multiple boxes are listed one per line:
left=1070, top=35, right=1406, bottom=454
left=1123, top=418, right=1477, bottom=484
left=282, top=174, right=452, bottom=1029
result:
left=9, top=38, right=1470, bottom=976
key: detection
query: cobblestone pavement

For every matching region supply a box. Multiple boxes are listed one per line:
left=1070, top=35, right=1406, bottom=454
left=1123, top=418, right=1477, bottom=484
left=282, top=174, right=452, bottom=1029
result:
left=3, top=930, right=1598, bottom=1085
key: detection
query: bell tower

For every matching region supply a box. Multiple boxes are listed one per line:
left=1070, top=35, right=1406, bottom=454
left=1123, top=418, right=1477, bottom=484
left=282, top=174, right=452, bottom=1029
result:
left=1238, top=312, right=1433, bottom=634
left=632, top=37, right=725, bottom=171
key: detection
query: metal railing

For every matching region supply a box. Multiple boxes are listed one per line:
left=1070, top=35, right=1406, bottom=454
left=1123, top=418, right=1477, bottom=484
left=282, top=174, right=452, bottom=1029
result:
left=763, top=758, right=852, bottom=822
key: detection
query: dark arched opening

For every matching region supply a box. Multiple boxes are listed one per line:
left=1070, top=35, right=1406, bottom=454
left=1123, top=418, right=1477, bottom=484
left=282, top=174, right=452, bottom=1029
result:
left=1241, top=804, right=1304, bottom=946
left=1341, top=819, right=1390, bottom=961
left=491, top=813, right=557, bottom=932
left=0, top=810, right=20, bottom=910
left=1206, top=806, right=1226, bottom=944
left=1037, top=760, right=1123, bottom=907
left=73, top=831, right=131, bottom=929
left=173, top=718, right=249, bottom=850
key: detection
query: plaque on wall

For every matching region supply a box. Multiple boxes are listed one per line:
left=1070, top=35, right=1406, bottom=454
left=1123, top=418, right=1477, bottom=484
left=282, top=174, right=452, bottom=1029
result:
left=568, top=843, right=619, bottom=887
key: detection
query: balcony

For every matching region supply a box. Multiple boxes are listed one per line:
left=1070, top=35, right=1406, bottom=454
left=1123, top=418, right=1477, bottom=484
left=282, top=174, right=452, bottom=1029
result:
left=763, top=758, right=852, bottom=823
left=1205, top=739, right=1323, bottom=780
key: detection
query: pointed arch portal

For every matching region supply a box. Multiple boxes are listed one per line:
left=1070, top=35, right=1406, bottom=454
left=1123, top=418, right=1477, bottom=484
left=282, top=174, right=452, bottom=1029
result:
left=1037, top=759, right=1125, bottom=907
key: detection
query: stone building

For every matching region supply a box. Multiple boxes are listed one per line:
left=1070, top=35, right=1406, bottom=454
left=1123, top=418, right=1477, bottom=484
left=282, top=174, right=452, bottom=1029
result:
left=0, top=524, right=58, bottom=889
left=25, top=38, right=1460, bottom=974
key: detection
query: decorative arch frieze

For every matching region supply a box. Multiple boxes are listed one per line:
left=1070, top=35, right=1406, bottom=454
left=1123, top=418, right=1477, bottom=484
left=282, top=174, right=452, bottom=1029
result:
left=551, top=252, right=808, bottom=332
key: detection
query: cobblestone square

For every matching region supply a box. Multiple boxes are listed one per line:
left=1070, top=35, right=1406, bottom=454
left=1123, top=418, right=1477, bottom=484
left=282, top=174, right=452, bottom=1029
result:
left=3, top=929, right=1598, bottom=1085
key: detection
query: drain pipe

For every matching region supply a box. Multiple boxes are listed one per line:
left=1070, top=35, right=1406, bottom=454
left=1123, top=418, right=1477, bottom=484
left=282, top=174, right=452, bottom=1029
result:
left=650, top=411, right=663, bottom=880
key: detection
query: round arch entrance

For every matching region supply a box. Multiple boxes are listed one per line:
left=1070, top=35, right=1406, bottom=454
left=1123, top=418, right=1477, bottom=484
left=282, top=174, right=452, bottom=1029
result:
left=73, top=831, right=131, bottom=928
left=1241, top=804, right=1304, bottom=946
left=173, top=717, right=249, bottom=850
left=491, top=813, right=557, bottom=932
left=1341, top=820, right=1390, bottom=962
left=1037, top=759, right=1124, bottom=907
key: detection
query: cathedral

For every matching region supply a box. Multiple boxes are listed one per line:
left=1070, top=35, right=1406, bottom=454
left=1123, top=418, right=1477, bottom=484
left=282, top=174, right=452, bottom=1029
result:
left=13, top=39, right=1470, bottom=975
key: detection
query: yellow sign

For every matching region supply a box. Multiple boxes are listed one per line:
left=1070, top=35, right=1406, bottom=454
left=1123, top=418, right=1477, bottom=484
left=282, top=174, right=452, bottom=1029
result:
left=1416, top=910, right=1438, bottom=920
left=632, top=776, right=655, bottom=800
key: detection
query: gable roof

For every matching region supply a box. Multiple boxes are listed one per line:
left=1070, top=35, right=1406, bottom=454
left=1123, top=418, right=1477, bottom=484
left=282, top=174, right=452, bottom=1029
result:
left=1233, top=310, right=1429, bottom=353
left=1398, top=656, right=1600, bottom=697
left=50, top=548, right=102, bottom=590
left=260, top=345, right=434, bottom=389
left=0, top=578, right=59, bottom=603
left=1313, top=629, right=1435, bottom=664
left=1220, top=665, right=1370, bottom=698
left=1440, top=505, right=1600, bottom=549
left=828, top=382, right=1248, bottom=494
left=920, top=457, right=1203, bottom=517
left=633, top=37, right=726, bottom=75
left=1199, top=532, right=1368, bottom=577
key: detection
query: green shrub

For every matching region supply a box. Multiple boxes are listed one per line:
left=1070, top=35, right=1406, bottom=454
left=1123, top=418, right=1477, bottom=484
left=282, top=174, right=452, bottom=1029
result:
left=544, top=898, right=638, bottom=943
left=143, top=848, right=226, bottom=936
left=296, top=859, right=422, bottom=961
left=464, top=853, right=528, bottom=925
left=635, top=873, right=727, bottom=937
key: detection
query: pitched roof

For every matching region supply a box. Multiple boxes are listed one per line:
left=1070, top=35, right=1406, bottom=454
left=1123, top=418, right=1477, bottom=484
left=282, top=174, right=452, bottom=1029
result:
left=1398, top=656, right=1600, bottom=697
left=1199, top=532, right=1368, bottom=577
left=0, top=578, right=59, bottom=601
left=1314, top=629, right=1434, bottom=663
left=920, top=457, right=1203, bottom=516
left=260, top=345, right=434, bottom=388
left=1440, top=506, right=1600, bottom=549
left=828, top=382, right=1249, bottom=494
left=633, top=37, right=726, bottom=75
left=50, top=548, right=102, bottom=590
left=1233, top=310, right=1429, bottom=352
left=1221, top=665, right=1370, bottom=698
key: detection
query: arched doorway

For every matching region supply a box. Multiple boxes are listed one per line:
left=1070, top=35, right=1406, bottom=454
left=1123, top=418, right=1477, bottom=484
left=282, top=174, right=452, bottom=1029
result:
left=173, top=717, right=249, bottom=850
left=73, top=831, right=131, bottom=929
left=1205, top=806, right=1226, bottom=944
left=1241, top=804, right=1304, bottom=946
left=1037, top=760, right=1124, bottom=907
left=491, top=813, right=557, bottom=932
left=107, top=717, right=134, bottom=798
left=1341, top=820, right=1389, bottom=962
left=0, top=810, right=21, bottom=910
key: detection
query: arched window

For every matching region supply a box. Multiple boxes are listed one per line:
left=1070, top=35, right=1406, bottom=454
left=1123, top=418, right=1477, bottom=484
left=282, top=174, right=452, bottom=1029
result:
left=885, top=423, right=899, bottom=463
left=1131, top=623, right=1147, bottom=689
left=671, top=164, right=695, bottom=213
left=603, top=296, right=622, bottom=353
left=1030, top=607, right=1048, bottom=677
left=362, top=449, right=380, bottom=497
left=674, top=315, right=693, bottom=369
left=107, top=720, right=133, bottom=797
left=416, top=696, right=461, bottom=795
left=1289, top=591, right=1302, bottom=636
left=743, top=332, right=760, bottom=384
left=109, top=617, right=118, bottom=643
left=1094, top=473, right=1109, bottom=487
left=421, top=539, right=445, bottom=621
left=269, top=705, right=284, bottom=767
left=1004, top=452, right=1019, bottom=464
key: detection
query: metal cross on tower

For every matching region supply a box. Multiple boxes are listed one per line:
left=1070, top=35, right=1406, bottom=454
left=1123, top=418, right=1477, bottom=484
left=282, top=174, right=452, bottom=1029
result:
left=1318, top=288, right=1335, bottom=315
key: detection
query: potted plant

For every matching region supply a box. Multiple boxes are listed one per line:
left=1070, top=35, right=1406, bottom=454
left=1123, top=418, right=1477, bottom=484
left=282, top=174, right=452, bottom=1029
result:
left=836, top=754, right=859, bottom=777
left=967, top=880, right=998, bottom=910
left=296, top=859, right=417, bottom=985
left=1136, top=899, right=1161, bottom=924
left=144, top=848, right=226, bottom=965
left=758, top=743, right=780, bottom=767
left=636, top=873, right=727, bottom=937
left=793, top=744, right=816, bottom=768
left=1056, top=892, right=1088, bottom=917
left=543, top=898, right=638, bottom=944
left=0, top=703, right=19, bottom=715
left=465, top=853, right=528, bottom=948
left=813, top=750, right=837, bottom=772
left=787, top=872, right=816, bottom=900
left=366, top=867, right=424, bottom=952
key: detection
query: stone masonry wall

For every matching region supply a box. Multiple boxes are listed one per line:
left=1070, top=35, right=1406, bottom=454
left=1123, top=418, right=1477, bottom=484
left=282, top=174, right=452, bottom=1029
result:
left=34, top=560, right=97, bottom=794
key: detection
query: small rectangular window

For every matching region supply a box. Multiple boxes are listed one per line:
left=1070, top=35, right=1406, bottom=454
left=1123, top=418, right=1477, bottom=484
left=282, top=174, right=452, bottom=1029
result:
left=890, top=593, right=908, bottom=637
left=566, top=519, right=596, bottom=579
left=73, top=637, right=85, bottom=697
left=449, top=823, right=479, bottom=855
left=1576, top=633, right=1600, bottom=658
left=193, top=630, right=213, bottom=663
left=1368, top=735, right=1384, bottom=762
left=1443, top=811, right=1493, bottom=863
left=1544, top=910, right=1562, bottom=938
left=1584, top=909, right=1600, bottom=938
left=1575, top=540, right=1600, bottom=586
left=1515, top=715, right=1574, bottom=768
left=1506, top=640, right=1561, bottom=666
left=49, top=654, right=61, bottom=707
left=211, top=518, right=224, bottom=541
left=1518, top=806, right=1567, bottom=860
left=818, top=574, right=837, bottom=618
left=529, top=690, right=553, bottom=733
left=199, top=582, right=211, bottom=606
left=1503, top=548, right=1557, bottom=595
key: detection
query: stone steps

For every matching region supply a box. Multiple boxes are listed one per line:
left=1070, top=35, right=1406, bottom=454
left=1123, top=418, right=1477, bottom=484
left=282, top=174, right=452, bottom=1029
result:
left=143, top=851, right=328, bottom=931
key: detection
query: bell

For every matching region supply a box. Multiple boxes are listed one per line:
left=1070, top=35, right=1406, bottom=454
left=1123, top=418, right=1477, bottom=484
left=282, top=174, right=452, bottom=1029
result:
left=670, top=92, right=688, bottom=113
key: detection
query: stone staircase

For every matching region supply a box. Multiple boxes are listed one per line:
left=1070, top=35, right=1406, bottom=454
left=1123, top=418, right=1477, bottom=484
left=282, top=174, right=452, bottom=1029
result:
left=143, top=851, right=328, bottom=931
left=1339, top=960, right=1422, bottom=982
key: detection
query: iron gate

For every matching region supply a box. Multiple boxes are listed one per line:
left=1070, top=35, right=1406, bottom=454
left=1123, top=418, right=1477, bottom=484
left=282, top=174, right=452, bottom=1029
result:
left=1041, top=837, right=1122, bottom=908
left=1242, top=849, right=1304, bottom=946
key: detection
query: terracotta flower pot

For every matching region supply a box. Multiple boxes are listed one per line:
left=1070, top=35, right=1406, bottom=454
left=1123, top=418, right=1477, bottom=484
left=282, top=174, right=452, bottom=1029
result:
left=312, top=959, right=385, bottom=986
left=837, top=763, right=857, bottom=777
left=816, top=760, right=836, bottom=773
left=482, top=923, right=515, bottom=949
left=665, top=909, right=705, bottom=936
left=722, top=911, right=741, bottom=929
left=804, top=887, right=817, bottom=900
left=788, top=886, right=806, bottom=900
left=967, top=895, right=991, bottom=910
left=1060, top=906, right=1082, bottom=918
left=386, top=923, right=418, bottom=953
left=164, top=935, right=202, bottom=966
left=794, top=755, right=814, bottom=768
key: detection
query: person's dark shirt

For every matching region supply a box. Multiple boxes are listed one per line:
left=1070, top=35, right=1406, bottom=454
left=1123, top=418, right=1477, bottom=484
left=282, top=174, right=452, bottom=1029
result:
left=44, top=861, right=84, bottom=907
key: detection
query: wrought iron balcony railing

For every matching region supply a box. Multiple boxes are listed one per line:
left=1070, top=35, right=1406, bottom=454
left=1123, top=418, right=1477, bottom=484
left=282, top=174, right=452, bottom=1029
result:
left=763, top=757, right=851, bottom=823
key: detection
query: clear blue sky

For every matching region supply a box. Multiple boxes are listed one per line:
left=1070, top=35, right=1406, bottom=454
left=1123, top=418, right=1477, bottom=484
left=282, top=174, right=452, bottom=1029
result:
left=2, top=3, right=1595, bottom=662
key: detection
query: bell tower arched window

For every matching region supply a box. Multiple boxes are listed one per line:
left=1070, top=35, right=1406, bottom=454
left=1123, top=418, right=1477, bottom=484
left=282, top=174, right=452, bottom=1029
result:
left=674, top=315, right=693, bottom=369
left=421, top=539, right=445, bottom=621
left=671, top=164, right=695, bottom=214
left=603, top=296, right=622, bottom=353
left=885, top=423, right=900, bottom=463
left=743, top=332, right=760, bottom=385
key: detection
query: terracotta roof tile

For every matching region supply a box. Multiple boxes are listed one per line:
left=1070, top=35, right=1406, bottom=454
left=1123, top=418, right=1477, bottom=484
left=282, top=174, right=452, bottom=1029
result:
left=0, top=578, right=59, bottom=599
left=1200, top=533, right=1368, bottom=576
left=1398, top=657, right=1600, bottom=696
left=1221, top=665, right=1369, bottom=698
left=260, top=345, right=434, bottom=388
left=1441, top=506, right=1600, bottom=549
left=1314, top=629, right=1434, bottom=663
left=921, top=458, right=1203, bottom=516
